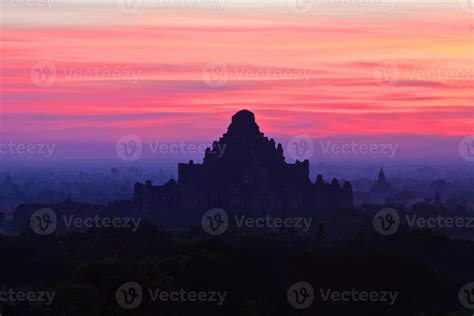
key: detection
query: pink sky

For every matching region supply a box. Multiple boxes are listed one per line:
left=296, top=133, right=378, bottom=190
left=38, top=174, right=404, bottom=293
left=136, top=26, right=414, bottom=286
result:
left=0, top=2, right=473, bottom=158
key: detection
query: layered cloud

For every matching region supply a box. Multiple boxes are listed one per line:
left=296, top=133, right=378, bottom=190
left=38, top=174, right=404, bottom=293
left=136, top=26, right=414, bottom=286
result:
left=0, top=1, right=472, bottom=161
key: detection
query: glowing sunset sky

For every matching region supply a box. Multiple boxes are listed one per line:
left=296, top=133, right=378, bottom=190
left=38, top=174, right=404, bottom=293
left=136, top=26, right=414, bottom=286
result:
left=0, top=0, right=473, bottom=162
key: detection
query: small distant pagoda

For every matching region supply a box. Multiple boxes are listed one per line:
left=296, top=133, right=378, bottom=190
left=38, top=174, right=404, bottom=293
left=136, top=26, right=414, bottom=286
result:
left=370, top=167, right=393, bottom=200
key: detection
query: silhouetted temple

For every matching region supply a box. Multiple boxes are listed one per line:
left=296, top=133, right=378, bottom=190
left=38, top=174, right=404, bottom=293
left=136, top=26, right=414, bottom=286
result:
left=134, top=110, right=353, bottom=226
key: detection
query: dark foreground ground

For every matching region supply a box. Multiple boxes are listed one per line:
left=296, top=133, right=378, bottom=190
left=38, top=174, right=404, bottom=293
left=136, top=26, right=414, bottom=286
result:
left=1, top=220, right=473, bottom=316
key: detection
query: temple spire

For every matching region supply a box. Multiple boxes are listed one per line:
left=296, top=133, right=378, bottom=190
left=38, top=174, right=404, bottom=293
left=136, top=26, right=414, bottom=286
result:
left=378, top=167, right=386, bottom=182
